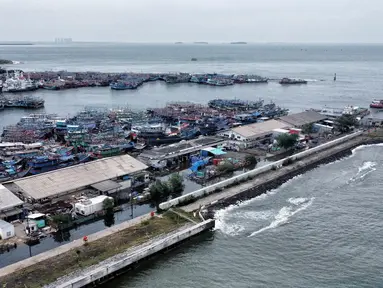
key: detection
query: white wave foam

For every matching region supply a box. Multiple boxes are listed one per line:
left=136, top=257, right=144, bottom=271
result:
left=349, top=161, right=377, bottom=182
left=351, top=143, right=383, bottom=155
left=287, top=197, right=309, bottom=206
left=358, top=161, right=377, bottom=173
left=12, top=61, right=22, bottom=64
left=215, top=175, right=305, bottom=236
left=248, top=197, right=314, bottom=237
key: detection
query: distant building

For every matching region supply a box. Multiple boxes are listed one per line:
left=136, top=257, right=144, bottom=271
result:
left=55, top=38, right=73, bottom=44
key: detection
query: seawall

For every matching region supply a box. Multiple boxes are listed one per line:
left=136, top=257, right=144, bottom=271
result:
left=160, top=131, right=365, bottom=211
left=46, top=219, right=214, bottom=288
left=206, top=138, right=382, bottom=213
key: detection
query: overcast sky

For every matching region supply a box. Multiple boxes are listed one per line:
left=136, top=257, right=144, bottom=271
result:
left=1, top=0, right=382, bottom=43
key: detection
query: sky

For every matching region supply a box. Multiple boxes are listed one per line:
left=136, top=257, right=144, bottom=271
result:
left=1, top=0, right=382, bottom=43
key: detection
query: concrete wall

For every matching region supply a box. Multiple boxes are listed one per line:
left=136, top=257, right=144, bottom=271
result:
left=54, top=219, right=215, bottom=288
left=159, top=131, right=363, bottom=210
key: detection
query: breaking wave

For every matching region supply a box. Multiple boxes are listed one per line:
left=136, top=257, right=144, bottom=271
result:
left=12, top=60, right=22, bottom=64
left=248, top=197, right=315, bottom=237
left=349, top=161, right=377, bottom=182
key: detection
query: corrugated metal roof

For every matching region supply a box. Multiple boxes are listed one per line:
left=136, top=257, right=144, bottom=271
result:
left=91, top=180, right=122, bottom=192
left=279, top=111, right=327, bottom=127
left=10, top=155, right=147, bottom=200
left=232, top=120, right=288, bottom=138
left=0, top=184, right=23, bottom=211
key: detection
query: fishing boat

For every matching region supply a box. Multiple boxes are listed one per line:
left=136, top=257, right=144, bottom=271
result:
left=28, top=153, right=91, bottom=175
left=370, top=100, right=383, bottom=109
left=110, top=81, right=135, bottom=90
left=2, top=71, right=39, bottom=93
left=208, top=99, right=264, bottom=111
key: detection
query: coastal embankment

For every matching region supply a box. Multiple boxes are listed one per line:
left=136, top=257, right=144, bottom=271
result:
left=160, top=131, right=381, bottom=214
left=0, top=211, right=214, bottom=288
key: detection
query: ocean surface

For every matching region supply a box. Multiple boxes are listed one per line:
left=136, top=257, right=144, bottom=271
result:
left=1, top=44, right=383, bottom=286
left=1, top=43, right=383, bottom=130
left=105, top=144, right=383, bottom=288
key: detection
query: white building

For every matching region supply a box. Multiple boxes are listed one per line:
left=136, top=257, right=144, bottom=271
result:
left=219, top=120, right=288, bottom=148
left=74, top=195, right=113, bottom=216
left=0, top=219, right=15, bottom=240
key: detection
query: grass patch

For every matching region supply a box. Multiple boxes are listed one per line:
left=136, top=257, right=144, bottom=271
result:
left=172, top=208, right=203, bottom=223
left=1, top=214, right=188, bottom=288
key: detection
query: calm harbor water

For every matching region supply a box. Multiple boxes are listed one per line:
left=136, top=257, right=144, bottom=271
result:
left=1, top=44, right=383, bottom=286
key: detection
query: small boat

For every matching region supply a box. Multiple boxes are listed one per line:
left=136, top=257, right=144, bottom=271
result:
left=279, top=78, right=307, bottom=85
left=191, top=58, right=198, bottom=61
left=370, top=100, right=383, bottom=109
left=110, top=81, right=137, bottom=90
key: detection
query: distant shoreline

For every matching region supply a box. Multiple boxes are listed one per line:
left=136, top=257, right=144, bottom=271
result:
left=0, top=43, right=33, bottom=46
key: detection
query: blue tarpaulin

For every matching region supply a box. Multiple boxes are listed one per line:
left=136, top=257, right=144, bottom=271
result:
left=190, top=157, right=211, bottom=172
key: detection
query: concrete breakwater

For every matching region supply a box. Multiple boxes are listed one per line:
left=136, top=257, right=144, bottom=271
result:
left=0, top=211, right=214, bottom=288
left=160, top=131, right=365, bottom=211
left=46, top=219, right=214, bottom=288
left=206, top=137, right=382, bottom=213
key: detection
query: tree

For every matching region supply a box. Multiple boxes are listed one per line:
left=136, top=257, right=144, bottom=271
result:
left=103, top=198, right=115, bottom=227
left=302, top=123, right=314, bottom=135
left=102, top=198, right=114, bottom=213
left=335, top=114, right=358, bottom=133
left=217, top=161, right=235, bottom=173
left=149, top=180, right=171, bottom=211
left=277, top=133, right=299, bottom=150
left=168, top=173, right=185, bottom=198
left=245, top=155, right=258, bottom=165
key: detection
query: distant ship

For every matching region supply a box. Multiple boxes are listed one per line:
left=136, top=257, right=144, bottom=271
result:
left=2, top=71, right=39, bottom=93
left=110, top=81, right=136, bottom=90
left=370, top=100, right=383, bottom=109
left=279, top=78, right=308, bottom=85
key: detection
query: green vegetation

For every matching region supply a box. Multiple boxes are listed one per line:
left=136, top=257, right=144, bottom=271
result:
left=168, top=173, right=185, bottom=198
left=217, top=161, right=235, bottom=173
left=0, top=213, right=189, bottom=288
left=277, top=133, right=299, bottom=150
left=102, top=198, right=114, bottom=212
left=149, top=174, right=185, bottom=210
left=335, top=114, right=358, bottom=133
left=302, top=123, right=314, bottom=134
left=50, top=213, right=72, bottom=229
left=244, top=155, right=258, bottom=165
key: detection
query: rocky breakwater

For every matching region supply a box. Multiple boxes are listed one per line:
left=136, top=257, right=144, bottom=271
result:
left=0, top=59, right=13, bottom=65
left=204, top=132, right=382, bottom=216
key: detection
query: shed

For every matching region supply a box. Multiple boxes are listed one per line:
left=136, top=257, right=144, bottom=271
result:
left=200, top=147, right=227, bottom=157
left=4, top=154, right=147, bottom=201
left=229, top=120, right=288, bottom=140
left=0, top=220, right=15, bottom=240
left=91, top=180, right=122, bottom=194
left=0, top=184, right=24, bottom=220
left=278, top=111, right=327, bottom=128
